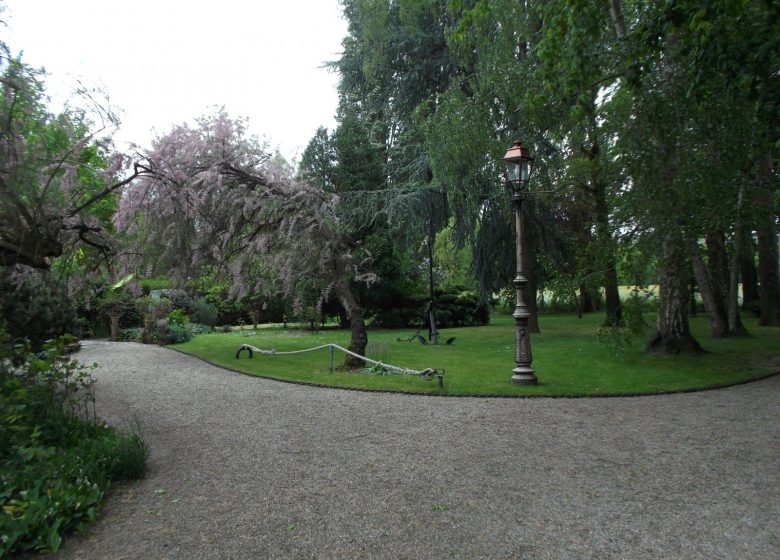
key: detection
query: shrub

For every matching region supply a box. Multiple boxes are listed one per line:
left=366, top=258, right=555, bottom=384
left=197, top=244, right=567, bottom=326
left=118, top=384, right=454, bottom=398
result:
left=622, top=292, right=652, bottom=335
left=161, top=322, right=191, bottom=344
left=107, top=424, right=148, bottom=480
left=372, top=304, right=426, bottom=329
left=187, top=298, right=218, bottom=326
left=187, top=323, right=213, bottom=336
left=135, top=296, right=171, bottom=321
left=120, top=327, right=145, bottom=342
left=0, top=336, right=148, bottom=555
left=0, top=268, right=78, bottom=351
left=168, top=308, right=190, bottom=327
left=160, top=289, right=190, bottom=311
left=433, top=286, right=490, bottom=328
left=97, top=287, right=140, bottom=331
left=201, top=285, right=246, bottom=325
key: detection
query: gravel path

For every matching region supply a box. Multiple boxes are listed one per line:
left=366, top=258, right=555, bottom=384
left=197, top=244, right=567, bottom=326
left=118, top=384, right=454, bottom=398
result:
left=55, top=341, right=779, bottom=560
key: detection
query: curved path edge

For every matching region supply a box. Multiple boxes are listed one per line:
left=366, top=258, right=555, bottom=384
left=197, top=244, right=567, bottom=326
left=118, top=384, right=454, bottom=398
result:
left=55, top=341, right=780, bottom=560
left=170, top=345, right=780, bottom=399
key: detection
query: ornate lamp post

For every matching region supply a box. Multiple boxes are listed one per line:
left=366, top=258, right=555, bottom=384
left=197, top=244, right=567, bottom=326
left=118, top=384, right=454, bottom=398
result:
left=502, top=140, right=537, bottom=385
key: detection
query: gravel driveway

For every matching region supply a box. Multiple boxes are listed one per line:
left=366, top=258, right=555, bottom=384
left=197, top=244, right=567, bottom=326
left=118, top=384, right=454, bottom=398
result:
left=55, top=341, right=779, bottom=560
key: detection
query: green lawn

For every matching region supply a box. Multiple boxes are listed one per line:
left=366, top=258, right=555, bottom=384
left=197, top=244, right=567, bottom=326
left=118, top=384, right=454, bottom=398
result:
left=172, top=313, right=780, bottom=397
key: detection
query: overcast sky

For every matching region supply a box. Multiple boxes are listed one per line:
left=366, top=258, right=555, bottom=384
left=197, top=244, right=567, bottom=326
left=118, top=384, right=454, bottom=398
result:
left=3, top=0, right=347, bottom=161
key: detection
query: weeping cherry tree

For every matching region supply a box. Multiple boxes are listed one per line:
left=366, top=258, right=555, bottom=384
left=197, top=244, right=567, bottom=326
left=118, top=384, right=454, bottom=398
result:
left=116, top=111, right=372, bottom=366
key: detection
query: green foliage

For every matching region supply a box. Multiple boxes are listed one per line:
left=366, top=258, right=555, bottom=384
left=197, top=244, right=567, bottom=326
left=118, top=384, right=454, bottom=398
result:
left=359, top=235, right=428, bottom=328
left=121, top=322, right=210, bottom=343
left=434, top=286, right=490, bottom=328
left=0, top=49, right=129, bottom=271
left=167, top=308, right=190, bottom=327
left=96, top=288, right=135, bottom=318
left=135, top=296, right=171, bottom=320
left=201, top=284, right=246, bottom=325
left=0, top=269, right=79, bottom=351
left=120, top=327, right=146, bottom=343
left=163, top=322, right=191, bottom=345
left=107, top=425, right=148, bottom=480
left=299, top=126, right=337, bottom=192
left=596, top=324, right=634, bottom=357
left=186, top=298, right=218, bottom=327
left=366, top=340, right=390, bottom=363
left=0, top=335, right=147, bottom=555
left=138, top=277, right=173, bottom=292
left=372, top=305, right=425, bottom=329
left=187, top=323, right=213, bottom=336
left=622, top=289, right=655, bottom=335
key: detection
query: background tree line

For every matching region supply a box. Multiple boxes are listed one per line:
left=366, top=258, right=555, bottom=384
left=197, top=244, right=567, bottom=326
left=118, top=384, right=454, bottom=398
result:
left=296, top=0, right=779, bottom=354
left=1, top=0, right=778, bottom=360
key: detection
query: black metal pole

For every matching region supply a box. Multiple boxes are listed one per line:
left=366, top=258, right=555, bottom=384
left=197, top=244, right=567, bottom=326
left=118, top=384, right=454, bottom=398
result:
left=512, top=192, right=537, bottom=385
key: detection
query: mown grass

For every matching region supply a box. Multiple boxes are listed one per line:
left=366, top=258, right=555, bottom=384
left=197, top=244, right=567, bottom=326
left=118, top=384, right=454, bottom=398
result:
left=172, top=313, right=780, bottom=397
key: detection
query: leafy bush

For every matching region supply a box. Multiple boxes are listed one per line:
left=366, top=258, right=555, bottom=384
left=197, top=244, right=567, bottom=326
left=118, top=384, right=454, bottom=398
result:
left=0, top=336, right=148, bottom=555
left=158, top=289, right=219, bottom=326
left=168, top=308, right=190, bottom=327
left=96, top=288, right=136, bottom=318
left=622, top=290, right=653, bottom=335
left=186, top=298, right=218, bottom=326
left=434, top=286, right=490, bottom=328
left=372, top=305, right=425, bottom=328
left=162, top=323, right=191, bottom=344
left=107, top=425, right=148, bottom=480
left=120, top=327, right=146, bottom=342
left=96, top=287, right=141, bottom=330
left=366, top=282, right=490, bottom=329
left=0, top=268, right=78, bottom=351
left=135, top=296, right=171, bottom=321
left=122, top=322, right=210, bottom=343
left=596, top=324, right=634, bottom=357
left=200, top=285, right=246, bottom=325
left=187, top=323, right=213, bottom=336
left=159, top=289, right=190, bottom=311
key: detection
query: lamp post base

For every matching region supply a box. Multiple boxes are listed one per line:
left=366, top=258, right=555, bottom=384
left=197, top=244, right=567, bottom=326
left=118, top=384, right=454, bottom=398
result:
left=511, top=367, right=538, bottom=385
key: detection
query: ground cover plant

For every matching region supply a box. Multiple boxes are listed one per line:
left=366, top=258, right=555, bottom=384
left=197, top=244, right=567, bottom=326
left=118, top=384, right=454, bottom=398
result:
left=0, top=336, right=148, bottom=555
left=173, top=313, right=780, bottom=397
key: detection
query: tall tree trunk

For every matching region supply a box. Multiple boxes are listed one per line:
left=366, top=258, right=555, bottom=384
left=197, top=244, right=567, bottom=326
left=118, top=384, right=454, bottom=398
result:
left=573, top=289, right=583, bottom=318
left=727, top=237, right=748, bottom=336
left=609, top=0, right=627, bottom=38
left=648, top=237, right=703, bottom=354
left=706, top=231, right=731, bottom=312
left=739, top=229, right=760, bottom=311
left=691, top=244, right=727, bottom=337
left=691, top=232, right=747, bottom=337
left=596, top=199, right=623, bottom=327
left=579, top=285, right=600, bottom=314
left=334, top=277, right=367, bottom=368
left=756, top=150, right=780, bottom=326
left=727, top=184, right=749, bottom=335
left=586, top=91, right=621, bottom=327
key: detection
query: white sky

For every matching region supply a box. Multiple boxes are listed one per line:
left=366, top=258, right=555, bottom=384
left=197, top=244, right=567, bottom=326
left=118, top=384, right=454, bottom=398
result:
left=2, top=0, right=347, bottom=162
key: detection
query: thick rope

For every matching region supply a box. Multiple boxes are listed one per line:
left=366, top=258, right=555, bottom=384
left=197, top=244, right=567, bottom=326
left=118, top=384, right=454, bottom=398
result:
left=236, top=342, right=443, bottom=379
